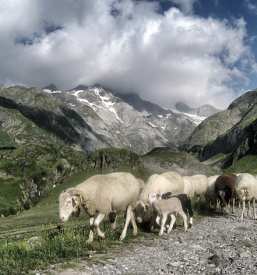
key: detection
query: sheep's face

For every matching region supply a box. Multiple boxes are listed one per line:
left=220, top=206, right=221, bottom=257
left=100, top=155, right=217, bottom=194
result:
left=134, top=201, right=150, bottom=223
left=59, top=192, right=77, bottom=222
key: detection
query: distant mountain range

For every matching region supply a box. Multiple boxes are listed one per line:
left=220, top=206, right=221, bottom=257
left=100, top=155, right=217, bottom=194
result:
left=41, top=83, right=220, bottom=154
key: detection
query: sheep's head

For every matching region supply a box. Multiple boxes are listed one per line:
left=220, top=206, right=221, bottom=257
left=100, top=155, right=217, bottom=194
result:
left=134, top=200, right=150, bottom=223
left=58, top=191, right=81, bottom=222
left=148, top=192, right=162, bottom=205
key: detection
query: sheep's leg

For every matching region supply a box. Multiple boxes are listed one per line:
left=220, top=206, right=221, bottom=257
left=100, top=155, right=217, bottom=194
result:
left=197, top=195, right=202, bottom=210
left=159, top=213, right=167, bottom=236
left=189, top=216, right=193, bottom=228
left=120, top=205, right=133, bottom=240
left=130, top=210, right=138, bottom=235
left=111, top=215, right=117, bottom=230
left=149, top=211, right=157, bottom=231
left=247, top=200, right=251, bottom=216
left=94, top=213, right=106, bottom=239
left=87, top=216, right=95, bottom=243
left=167, top=214, right=176, bottom=234
left=179, top=211, right=188, bottom=232
left=155, top=214, right=160, bottom=226
left=252, top=199, right=257, bottom=220
left=232, top=198, right=235, bottom=214
left=239, top=201, right=245, bottom=221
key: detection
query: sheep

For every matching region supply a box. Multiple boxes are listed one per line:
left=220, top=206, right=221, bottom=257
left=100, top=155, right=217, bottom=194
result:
left=134, top=171, right=184, bottom=224
left=236, top=173, right=257, bottom=221
left=58, top=172, right=141, bottom=243
left=149, top=192, right=193, bottom=230
left=182, top=174, right=208, bottom=209
left=214, top=173, right=237, bottom=213
left=148, top=192, right=187, bottom=236
left=205, top=175, right=220, bottom=210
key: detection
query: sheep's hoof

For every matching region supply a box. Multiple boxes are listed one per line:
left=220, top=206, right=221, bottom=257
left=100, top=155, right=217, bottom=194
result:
left=119, top=234, right=126, bottom=241
left=188, top=223, right=192, bottom=229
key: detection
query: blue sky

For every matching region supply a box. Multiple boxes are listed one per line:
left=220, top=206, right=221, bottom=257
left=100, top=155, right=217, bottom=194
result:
left=1, top=0, right=257, bottom=110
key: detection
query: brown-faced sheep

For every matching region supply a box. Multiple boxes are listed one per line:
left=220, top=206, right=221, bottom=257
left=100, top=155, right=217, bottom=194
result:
left=214, top=173, right=237, bottom=213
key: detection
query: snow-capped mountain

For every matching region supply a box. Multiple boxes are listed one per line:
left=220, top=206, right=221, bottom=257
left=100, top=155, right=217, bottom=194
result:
left=42, top=84, right=217, bottom=154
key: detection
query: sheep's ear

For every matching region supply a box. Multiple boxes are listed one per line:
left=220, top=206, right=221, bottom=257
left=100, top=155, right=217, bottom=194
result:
left=156, top=194, right=162, bottom=200
left=72, top=196, right=78, bottom=207
left=145, top=202, right=151, bottom=207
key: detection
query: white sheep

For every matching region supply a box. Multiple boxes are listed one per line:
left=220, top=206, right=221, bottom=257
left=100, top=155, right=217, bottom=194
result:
left=135, top=171, right=184, bottom=223
left=148, top=192, right=187, bottom=236
left=205, top=175, right=220, bottom=210
left=58, top=172, right=141, bottom=243
left=182, top=174, right=208, bottom=208
left=236, top=173, right=257, bottom=221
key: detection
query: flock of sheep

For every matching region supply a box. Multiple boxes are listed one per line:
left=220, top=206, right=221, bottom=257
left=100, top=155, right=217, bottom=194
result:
left=58, top=171, right=257, bottom=243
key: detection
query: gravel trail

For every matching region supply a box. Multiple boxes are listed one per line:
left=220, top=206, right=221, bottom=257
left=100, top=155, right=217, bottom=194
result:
left=39, top=208, right=257, bottom=275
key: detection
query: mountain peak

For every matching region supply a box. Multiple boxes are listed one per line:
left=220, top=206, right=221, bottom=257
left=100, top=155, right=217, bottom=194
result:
left=72, top=85, right=88, bottom=91
left=175, top=102, right=194, bottom=113
left=42, top=83, right=60, bottom=92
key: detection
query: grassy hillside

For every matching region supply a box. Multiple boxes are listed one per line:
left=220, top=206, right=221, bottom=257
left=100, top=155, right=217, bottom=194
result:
left=142, top=147, right=219, bottom=176
left=225, top=154, right=257, bottom=174
left=0, top=145, right=150, bottom=217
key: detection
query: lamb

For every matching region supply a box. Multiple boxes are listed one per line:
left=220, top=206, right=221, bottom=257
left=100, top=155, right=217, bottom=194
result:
left=58, top=172, right=141, bottom=243
left=134, top=171, right=184, bottom=224
left=149, top=192, right=193, bottom=230
left=214, top=173, right=237, bottom=213
left=235, top=173, right=257, bottom=221
left=148, top=192, right=187, bottom=236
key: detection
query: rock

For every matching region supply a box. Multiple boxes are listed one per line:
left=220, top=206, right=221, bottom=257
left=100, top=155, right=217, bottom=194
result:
left=27, top=236, right=41, bottom=246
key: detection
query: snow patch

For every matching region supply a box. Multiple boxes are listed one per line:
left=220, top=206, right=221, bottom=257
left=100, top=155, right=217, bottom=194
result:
left=43, top=89, right=61, bottom=94
left=71, top=87, right=124, bottom=123
left=148, top=122, right=157, bottom=128
left=137, top=110, right=151, bottom=117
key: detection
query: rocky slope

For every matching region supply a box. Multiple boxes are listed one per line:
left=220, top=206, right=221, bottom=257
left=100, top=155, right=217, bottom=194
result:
left=180, top=89, right=257, bottom=167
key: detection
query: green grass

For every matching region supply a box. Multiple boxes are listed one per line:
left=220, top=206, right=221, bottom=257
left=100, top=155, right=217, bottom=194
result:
left=225, top=154, right=257, bottom=174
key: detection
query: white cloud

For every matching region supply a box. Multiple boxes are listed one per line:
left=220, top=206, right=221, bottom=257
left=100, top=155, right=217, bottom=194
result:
left=0, top=0, right=255, bottom=110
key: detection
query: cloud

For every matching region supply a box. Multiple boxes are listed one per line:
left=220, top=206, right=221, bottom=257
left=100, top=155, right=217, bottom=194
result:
left=0, top=0, right=256, bottom=110
left=245, top=0, right=257, bottom=14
